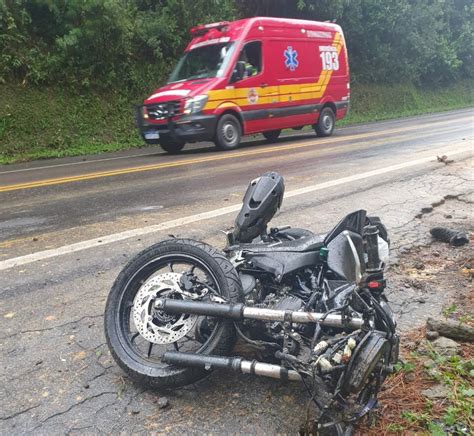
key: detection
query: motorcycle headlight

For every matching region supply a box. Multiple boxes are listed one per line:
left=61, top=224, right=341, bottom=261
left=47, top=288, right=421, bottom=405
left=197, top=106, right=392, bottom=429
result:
left=184, top=95, right=208, bottom=115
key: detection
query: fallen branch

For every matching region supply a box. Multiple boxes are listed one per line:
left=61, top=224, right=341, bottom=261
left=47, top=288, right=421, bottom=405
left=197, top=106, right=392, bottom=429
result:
left=426, top=317, right=474, bottom=342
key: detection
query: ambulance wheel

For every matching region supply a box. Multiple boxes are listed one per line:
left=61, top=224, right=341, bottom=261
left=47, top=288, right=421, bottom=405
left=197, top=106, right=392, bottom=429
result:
left=262, top=130, right=281, bottom=143
left=315, top=107, right=335, bottom=137
left=160, top=139, right=185, bottom=154
left=214, top=114, right=242, bottom=150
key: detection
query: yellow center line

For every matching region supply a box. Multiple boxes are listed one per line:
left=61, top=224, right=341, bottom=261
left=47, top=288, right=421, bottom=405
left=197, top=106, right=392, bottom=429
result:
left=0, top=116, right=471, bottom=193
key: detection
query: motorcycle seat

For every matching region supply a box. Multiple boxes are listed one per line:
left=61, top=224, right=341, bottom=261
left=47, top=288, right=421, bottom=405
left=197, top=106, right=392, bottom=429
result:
left=238, top=234, right=325, bottom=253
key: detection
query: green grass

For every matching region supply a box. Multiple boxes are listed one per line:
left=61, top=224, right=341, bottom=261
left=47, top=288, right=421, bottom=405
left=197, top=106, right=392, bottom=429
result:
left=399, top=346, right=474, bottom=434
left=0, top=81, right=472, bottom=164
left=0, top=86, right=144, bottom=164
left=340, top=80, right=473, bottom=125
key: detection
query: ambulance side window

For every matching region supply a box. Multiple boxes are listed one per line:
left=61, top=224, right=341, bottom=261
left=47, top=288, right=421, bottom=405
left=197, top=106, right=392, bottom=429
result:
left=232, top=41, right=262, bottom=82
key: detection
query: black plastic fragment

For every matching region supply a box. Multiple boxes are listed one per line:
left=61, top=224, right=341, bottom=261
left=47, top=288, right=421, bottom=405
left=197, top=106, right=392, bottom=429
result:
left=430, top=227, right=469, bottom=246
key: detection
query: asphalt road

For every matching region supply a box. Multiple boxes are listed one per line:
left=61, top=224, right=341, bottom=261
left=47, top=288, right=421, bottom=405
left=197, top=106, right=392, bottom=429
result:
left=0, top=108, right=473, bottom=434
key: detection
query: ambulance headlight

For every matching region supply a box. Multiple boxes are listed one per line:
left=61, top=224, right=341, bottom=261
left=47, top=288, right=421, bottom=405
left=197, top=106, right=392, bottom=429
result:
left=184, top=95, right=208, bottom=115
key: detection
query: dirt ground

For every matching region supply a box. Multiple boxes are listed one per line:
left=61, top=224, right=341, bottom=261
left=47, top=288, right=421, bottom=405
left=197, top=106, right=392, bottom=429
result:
left=358, top=194, right=473, bottom=434
left=384, top=186, right=473, bottom=332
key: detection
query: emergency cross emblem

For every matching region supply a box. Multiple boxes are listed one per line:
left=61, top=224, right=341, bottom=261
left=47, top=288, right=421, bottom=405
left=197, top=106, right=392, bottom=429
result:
left=284, top=46, right=299, bottom=71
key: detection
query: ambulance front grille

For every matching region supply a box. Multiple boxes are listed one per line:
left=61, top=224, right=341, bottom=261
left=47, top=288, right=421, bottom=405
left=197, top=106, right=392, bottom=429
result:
left=146, top=101, right=181, bottom=120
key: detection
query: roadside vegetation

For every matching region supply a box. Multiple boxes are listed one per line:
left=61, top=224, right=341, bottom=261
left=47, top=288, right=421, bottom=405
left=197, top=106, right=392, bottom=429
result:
left=1, top=81, right=472, bottom=164
left=358, top=230, right=474, bottom=435
left=0, top=0, right=472, bottom=164
left=364, top=336, right=474, bottom=435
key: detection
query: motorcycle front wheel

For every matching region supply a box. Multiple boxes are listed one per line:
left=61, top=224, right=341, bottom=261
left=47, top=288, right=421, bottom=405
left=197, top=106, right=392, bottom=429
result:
left=104, top=239, right=243, bottom=389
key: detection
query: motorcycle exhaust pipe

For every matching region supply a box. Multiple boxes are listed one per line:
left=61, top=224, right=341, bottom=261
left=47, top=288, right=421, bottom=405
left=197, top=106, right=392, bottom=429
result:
left=162, top=351, right=302, bottom=381
left=156, top=299, right=363, bottom=329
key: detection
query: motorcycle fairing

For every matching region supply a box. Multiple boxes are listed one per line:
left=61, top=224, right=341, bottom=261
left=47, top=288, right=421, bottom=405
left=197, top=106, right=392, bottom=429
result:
left=248, top=251, right=319, bottom=280
left=326, top=230, right=365, bottom=283
left=324, top=210, right=367, bottom=245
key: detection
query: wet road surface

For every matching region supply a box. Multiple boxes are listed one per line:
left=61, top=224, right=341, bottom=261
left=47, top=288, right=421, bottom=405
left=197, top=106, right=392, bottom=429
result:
left=0, top=109, right=473, bottom=434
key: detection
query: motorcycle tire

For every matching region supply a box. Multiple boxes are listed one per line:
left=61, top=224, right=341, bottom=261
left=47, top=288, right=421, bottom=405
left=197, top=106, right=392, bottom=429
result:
left=104, top=238, right=243, bottom=389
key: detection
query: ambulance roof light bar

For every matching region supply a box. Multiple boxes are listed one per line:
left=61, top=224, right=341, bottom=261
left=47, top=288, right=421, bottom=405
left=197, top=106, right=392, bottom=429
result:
left=190, top=21, right=230, bottom=37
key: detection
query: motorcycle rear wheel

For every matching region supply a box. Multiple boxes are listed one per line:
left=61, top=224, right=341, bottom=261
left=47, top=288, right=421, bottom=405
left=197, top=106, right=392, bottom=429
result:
left=104, top=239, right=243, bottom=389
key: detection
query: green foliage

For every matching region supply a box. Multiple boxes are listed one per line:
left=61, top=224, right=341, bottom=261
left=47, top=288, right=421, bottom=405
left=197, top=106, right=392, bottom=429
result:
left=237, top=0, right=474, bottom=85
left=394, top=361, right=416, bottom=373
left=1, top=0, right=472, bottom=89
left=442, top=303, right=458, bottom=318
left=427, top=422, right=447, bottom=436
left=339, top=80, right=473, bottom=125
left=0, top=84, right=143, bottom=163
left=1, top=1, right=473, bottom=164
left=417, top=350, right=474, bottom=432
left=386, top=423, right=406, bottom=433
left=0, top=0, right=235, bottom=91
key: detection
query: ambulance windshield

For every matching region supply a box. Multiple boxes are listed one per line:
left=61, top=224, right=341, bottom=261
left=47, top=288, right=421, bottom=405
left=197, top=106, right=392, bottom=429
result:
left=168, top=42, right=235, bottom=83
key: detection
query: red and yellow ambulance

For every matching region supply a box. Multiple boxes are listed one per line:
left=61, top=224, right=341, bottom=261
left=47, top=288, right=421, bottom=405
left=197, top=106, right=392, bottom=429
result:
left=137, top=17, right=350, bottom=153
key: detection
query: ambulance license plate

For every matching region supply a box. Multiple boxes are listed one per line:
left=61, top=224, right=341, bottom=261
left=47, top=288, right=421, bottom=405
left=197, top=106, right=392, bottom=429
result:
left=144, top=131, right=160, bottom=140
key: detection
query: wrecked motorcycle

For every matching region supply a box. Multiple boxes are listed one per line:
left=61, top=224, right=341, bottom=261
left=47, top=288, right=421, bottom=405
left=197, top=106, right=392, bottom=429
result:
left=104, top=172, right=399, bottom=433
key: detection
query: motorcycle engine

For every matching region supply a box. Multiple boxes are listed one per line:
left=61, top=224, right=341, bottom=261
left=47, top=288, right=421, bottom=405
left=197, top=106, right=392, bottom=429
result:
left=273, top=295, right=305, bottom=312
left=269, top=295, right=306, bottom=355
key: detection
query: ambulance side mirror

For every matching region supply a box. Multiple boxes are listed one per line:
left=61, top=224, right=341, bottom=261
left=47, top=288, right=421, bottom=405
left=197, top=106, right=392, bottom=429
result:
left=231, top=61, right=246, bottom=83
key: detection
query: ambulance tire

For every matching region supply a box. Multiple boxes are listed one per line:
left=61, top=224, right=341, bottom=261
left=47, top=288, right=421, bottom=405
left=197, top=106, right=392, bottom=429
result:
left=262, top=130, right=281, bottom=143
left=315, top=107, right=335, bottom=137
left=160, top=139, right=185, bottom=154
left=214, top=114, right=242, bottom=150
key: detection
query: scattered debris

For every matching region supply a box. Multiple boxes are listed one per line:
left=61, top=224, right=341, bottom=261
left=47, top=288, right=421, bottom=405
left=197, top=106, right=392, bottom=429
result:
left=426, top=317, right=474, bottom=342
left=157, top=397, right=169, bottom=409
left=436, top=155, right=454, bottom=165
left=430, top=226, right=469, bottom=246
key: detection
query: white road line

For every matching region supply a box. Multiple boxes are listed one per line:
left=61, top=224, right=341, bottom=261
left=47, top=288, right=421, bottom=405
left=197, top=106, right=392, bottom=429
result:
left=0, top=143, right=472, bottom=271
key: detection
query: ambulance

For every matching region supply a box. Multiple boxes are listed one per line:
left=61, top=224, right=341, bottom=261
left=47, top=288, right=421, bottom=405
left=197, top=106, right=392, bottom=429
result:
left=136, top=17, right=350, bottom=153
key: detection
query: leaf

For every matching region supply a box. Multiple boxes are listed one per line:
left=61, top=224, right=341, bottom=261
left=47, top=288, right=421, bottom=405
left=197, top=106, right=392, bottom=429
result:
left=428, top=422, right=447, bottom=436
left=460, top=388, right=474, bottom=397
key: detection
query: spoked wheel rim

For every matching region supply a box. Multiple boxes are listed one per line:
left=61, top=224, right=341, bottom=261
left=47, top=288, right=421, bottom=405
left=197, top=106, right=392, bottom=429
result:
left=116, top=254, right=222, bottom=368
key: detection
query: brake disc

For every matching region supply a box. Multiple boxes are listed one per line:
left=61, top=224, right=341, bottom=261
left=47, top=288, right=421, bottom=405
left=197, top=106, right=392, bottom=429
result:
left=132, top=272, right=198, bottom=345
